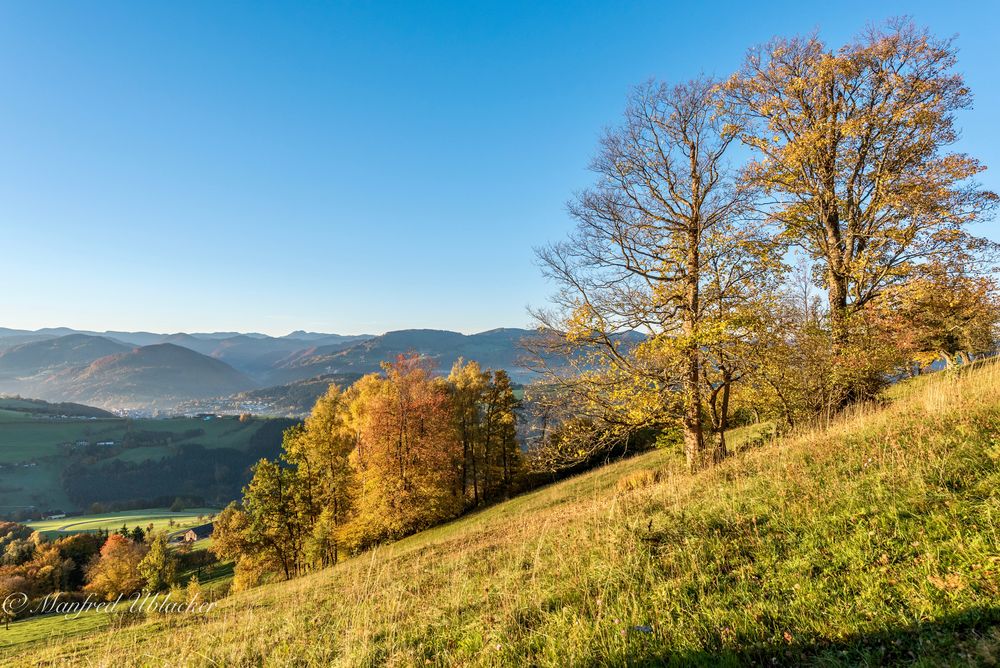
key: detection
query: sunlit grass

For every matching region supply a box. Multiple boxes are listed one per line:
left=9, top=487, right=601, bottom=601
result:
left=5, top=361, right=1000, bottom=666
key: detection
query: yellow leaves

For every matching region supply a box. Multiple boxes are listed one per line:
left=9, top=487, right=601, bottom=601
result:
left=720, top=122, right=741, bottom=140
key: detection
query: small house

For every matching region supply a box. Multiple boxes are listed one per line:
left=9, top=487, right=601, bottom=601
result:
left=182, top=523, right=214, bottom=543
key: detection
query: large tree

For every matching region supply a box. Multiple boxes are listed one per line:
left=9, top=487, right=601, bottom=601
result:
left=724, top=18, right=996, bottom=351
left=534, top=78, right=752, bottom=470
left=84, top=534, right=146, bottom=600
left=281, top=385, right=356, bottom=568
left=348, top=355, right=462, bottom=546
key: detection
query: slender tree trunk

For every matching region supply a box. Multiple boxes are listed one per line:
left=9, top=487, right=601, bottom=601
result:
left=483, top=407, right=494, bottom=502
left=470, top=443, right=479, bottom=506
left=712, top=371, right=731, bottom=463
left=460, top=418, right=469, bottom=501
left=683, top=223, right=704, bottom=471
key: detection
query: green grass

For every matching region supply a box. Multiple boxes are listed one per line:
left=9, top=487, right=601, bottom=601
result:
left=0, top=609, right=116, bottom=652
left=0, top=415, right=279, bottom=509
left=0, top=415, right=268, bottom=464
left=5, top=362, right=1000, bottom=666
left=0, top=463, right=70, bottom=514
left=0, top=420, right=124, bottom=461
left=27, top=508, right=219, bottom=539
left=0, top=408, right=39, bottom=423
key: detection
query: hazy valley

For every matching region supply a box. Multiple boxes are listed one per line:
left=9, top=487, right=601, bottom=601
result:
left=0, top=327, right=537, bottom=416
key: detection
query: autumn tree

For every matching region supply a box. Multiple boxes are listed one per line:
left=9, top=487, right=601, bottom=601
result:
left=479, top=369, right=522, bottom=499
left=887, top=260, right=998, bottom=369
left=210, top=502, right=271, bottom=591
left=448, top=359, right=489, bottom=504
left=449, top=361, right=522, bottom=505
left=533, top=77, right=753, bottom=470
left=138, top=532, right=177, bottom=593
left=84, top=534, right=147, bottom=600
left=725, top=19, right=996, bottom=357
left=698, top=222, right=783, bottom=458
left=54, top=532, right=103, bottom=590
left=347, top=355, right=462, bottom=547
left=242, top=459, right=306, bottom=580
left=0, top=576, right=27, bottom=629
left=281, top=384, right=356, bottom=568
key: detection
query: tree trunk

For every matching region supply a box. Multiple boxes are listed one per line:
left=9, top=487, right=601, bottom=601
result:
left=460, top=422, right=469, bottom=501
left=827, top=267, right=849, bottom=350
left=712, top=372, right=731, bottom=463
left=682, top=223, right=704, bottom=471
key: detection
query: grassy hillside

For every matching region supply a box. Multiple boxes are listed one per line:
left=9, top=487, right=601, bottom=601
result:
left=0, top=415, right=291, bottom=512
left=0, top=398, right=115, bottom=420
left=7, top=362, right=1000, bottom=666
left=26, top=507, right=218, bottom=539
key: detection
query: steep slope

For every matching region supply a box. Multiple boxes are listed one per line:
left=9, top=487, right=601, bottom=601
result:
left=38, top=343, right=258, bottom=410
left=0, top=334, right=131, bottom=378
left=15, top=362, right=1000, bottom=666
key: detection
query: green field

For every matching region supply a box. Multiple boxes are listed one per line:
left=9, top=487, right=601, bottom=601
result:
left=27, top=508, right=219, bottom=539
left=0, top=413, right=285, bottom=511
left=0, top=415, right=265, bottom=463
left=0, top=609, right=115, bottom=652
left=0, top=419, right=123, bottom=462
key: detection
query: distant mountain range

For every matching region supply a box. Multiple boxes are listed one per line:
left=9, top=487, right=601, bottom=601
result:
left=0, top=326, right=541, bottom=412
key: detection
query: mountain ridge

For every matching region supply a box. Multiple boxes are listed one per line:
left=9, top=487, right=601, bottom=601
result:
left=0, top=327, right=543, bottom=411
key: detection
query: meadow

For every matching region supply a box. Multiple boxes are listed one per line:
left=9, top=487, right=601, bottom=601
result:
left=0, top=414, right=281, bottom=511
left=0, top=361, right=994, bottom=665
left=0, top=415, right=264, bottom=463
left=26, top=508, right=219, bottom=539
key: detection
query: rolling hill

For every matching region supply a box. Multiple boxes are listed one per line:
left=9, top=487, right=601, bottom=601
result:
left=269, top=327, right=538, bottom=384
left=0, top=396, right=116, bottom=420
left=36, top=344, right=258, bottom=410
left=0, top=334, right=131, bottom=380
left=8, top=358, right=999, bottom=665
left=195, top=372, right=366, bottom=417
left=0, top=326, right=540, bottom=412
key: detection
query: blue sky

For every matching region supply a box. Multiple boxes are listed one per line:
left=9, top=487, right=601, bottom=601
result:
left=1, top=1, right=997, bottom=336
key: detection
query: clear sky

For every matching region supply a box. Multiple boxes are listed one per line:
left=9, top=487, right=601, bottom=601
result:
left=1, top=1, right=997, bottom=336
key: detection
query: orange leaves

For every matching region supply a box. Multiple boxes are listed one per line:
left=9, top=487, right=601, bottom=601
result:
left=350, top=355, right=463, bottom=545
left=99, top=532, right=132, bottom=558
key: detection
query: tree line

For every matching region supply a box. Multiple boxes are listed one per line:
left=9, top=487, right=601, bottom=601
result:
left=0, top=521, right=215, bottom=626
left=212, top=355, right=523, bottom=589
left=528, top=18, right=997, bottom=471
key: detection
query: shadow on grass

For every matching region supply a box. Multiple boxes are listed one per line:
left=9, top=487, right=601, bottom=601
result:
left=627, top=606, right=1000, bottom=667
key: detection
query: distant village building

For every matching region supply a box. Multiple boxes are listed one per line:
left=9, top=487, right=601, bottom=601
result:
left=182, top=523, right=214, bottom=543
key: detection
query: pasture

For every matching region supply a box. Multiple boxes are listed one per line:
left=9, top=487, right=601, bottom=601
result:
left=27, top=508, right=219, bottom=539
